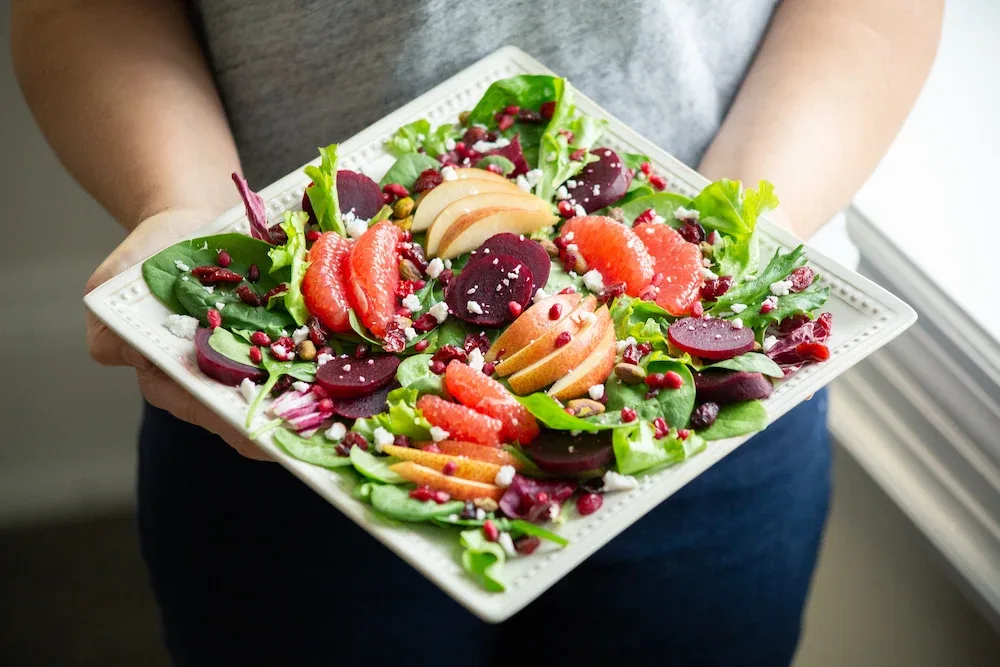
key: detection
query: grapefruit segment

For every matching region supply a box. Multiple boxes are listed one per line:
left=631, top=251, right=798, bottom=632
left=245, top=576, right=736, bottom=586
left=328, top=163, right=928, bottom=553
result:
left=388, top=462, right=506, bottom=501
left=444, top=360, right=539, bottom=444
left=346, top=221, right=401, bottom=338
left=559, top=216, right=654, bottom=296
left=302, top=232, right=354, bottom=333
left=636, top=223, right=704, bottom=316
left=416, top=395, right=502, bottom=447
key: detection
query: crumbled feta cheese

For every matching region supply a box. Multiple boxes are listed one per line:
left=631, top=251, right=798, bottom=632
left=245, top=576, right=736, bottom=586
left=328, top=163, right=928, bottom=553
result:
left=174, top=259, right=191, bottom=272
left=700, top=267, right=718, bottom=281
left=602, top=470, right=639, bottom=492
left=651, top=214, right=666, bottom=225
left=203, top=285, right=215, bottom=294
left=524, top=169, right=543, bottom=188
left=345, top=211, right=368, bottom=240
left=214, top=301, right=226, bottom=310
left=565, top=243, right=578, bottom=254
left=731, top=318, right=744, bottom=329
left=582, top=269, right=605, bottom=292
left=404, top=327, right=417, bottom=341
left=762, top=335, right=779, bottom=353
left=467, top=347, right=485, bottom=372
left=441, top=165, right=458, bottom=181
left=425, top=257, right=444, bottom=279
left=292, top=381, right=311, bottom=393
left=342, top=364, right=352, bottom=372
left=616, top=336, right=637, bottom=353
left=588, top=384, right=605, bottom=400
left=548, top=504, right=560, bottom=521
left=164, top=314, right=199, bottom=340
left=444, top=259, right=452, bottom=269
left=466, top=300, right=483, bottom=315
left=444, top=137, right=456, bottom=151
left=495, top=465, right=516, bottom=488
left=556, top=185, right=570, bottom=200
left=674, top=205, right=701, bottom=221
left=564, top=231, right=574, bottom=241
left=498, top=532, right=517, bottom=558
left=324, top=422, right=347, bottom=442
left=770, top=279, right=793, bottom=296
left=533, top=288, right=549, bottom=303
left=429, top=426, right=450, bottom=442
left=567, top=179, right=578, bottom=188
left=730, top=303, right=747, bottom=313
left=401, top=293, right=421, bottom=312
left=317, top=353, right=334, bottom=366
left=428, top=301, right=449, bottom=323
left=573, top=204, right=587, bottom=217
left=515, top=175, right=531, bottom=192
left=372, top=427, right=394, bottom=453
left=471, top=137, right=510, bottom=153
left=239, top=378, right=258, bottom=403
left=475, top=508, right=486, bottom=521
left=292, top=326, right=310, bottom=345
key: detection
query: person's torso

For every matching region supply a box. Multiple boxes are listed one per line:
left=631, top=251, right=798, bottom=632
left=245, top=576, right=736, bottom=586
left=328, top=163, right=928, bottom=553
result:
left=189, top=0, right=779, bottom=186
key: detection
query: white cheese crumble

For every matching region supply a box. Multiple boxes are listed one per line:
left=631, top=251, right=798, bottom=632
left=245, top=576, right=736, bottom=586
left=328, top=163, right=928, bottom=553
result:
left=444, top=137, right=456, bottom=151
left=471, top=137, right=510, bottom=153
left=565, top=243, right=579, bottom=254
left=770, top=279, right=793, bottom=297
left=615, top=336, right=637, bottom=353
left=475, top=508, right=486, bottom=521
left=401, top=293, right=421, bottom=312
left=524, top=169, right=543, bottom=189
left=428, top=301, right=449, bottom=323
left=582, top=269, right=605, bottom=292
left=316, top=353, right=334, bottom=366
left=164, top=314, right=199, bottom=340
left=762, top=335, right=779, bottom=353
left=425, top=257, right=444, bottom=279
left=700, top=267, right=718, bottom=281
left=515, top=175, right=531, bottom=192
left=214, top=302, right=226, bottom=311
left=239, top=378, right=258, bottom=403
left=532, top=288, right=549, bottom=303
left=404, top=327, right=417, bottom=341
left=494, top=465, right=516, bottom=488
left=602, top=470, right=639, bottom=492
left=203, top=285, right=215, bottom=294
left=440, top=165, right=458, bottom=181
left=467, top=347, right=485, bottom=372
left=292, top=381, right=311, bottom=393
left=466, top=300, right=483, bottom=315
left=372, top=427, right=394, bottom=453
left=731, top=318, right=744, bottom=329
left=324, top=422, right=347, bottom=442
left=498, top=532, right=517, bottom=558
left=573, top=204, right=587, bottom=217
left=651, top=214, right=666, bottom=225
left=429, top=426, right=450, bottom=442
left=174, top=259, right=191, bottom=272
left=566, top=179, right=577, bottom=188
left=345, top=211, right=368, bottom=240
left=674, top=205, right=701, bottom=221
left=730, top=303, right=747, bottom=313
left=292, top=326, right=310, bottom=345
left=556, top=185, right=570, bottom=200
left=588, top=384, right=605, bottom=400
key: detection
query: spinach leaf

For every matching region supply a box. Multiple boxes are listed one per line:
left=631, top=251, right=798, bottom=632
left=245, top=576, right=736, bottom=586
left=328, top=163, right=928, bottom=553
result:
left=474, top=155, right=516, bottom=176
left=208, top=327, right=260, bottom=367
left=380, top=153, right=441, bottom=190
left=619, top=192, right=693, bottom=226
left=395, top=354, right=444, bottom=395
left=515, top=393, right=626, bottom=432
left=174, top=274, right=293, bottom=337
left=304, top=144, right=344, bottom=235
left=703, top=352, right=783, bottom=379
left=272, top=428, right=354, bottom=468
left=368, top=484, right=464, bottom=522
left=697, top=400, right=768, bottom=440
left=348, top=310, right=381, bottom=345
left=459, top=529, right=506, bottom=592
left=710, top=245, right=807, bottom=314
left=604, top=359, right=695, bottom=429
left=142, top=234, right=281, bottom=313
left=612, top=421, right=706, bottom=475
left=267, top=211, right=311, bottom=325
left=349, top=446, right=406, bottom=484
left=691, top=179, right=777, bottom=238
left=734, top=285, right=831, bottom=331
left=467, top=75, right=561, bottom=127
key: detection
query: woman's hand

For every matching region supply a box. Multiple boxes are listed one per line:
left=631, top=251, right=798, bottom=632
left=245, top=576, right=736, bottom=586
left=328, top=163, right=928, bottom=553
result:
left=85, top=209, right=270, bottom=460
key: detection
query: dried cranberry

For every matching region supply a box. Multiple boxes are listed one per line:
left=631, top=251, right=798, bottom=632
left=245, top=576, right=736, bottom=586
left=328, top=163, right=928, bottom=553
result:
left=514, top=535, right=541, bottom=555
left=235, top=284, right=261, bottom=307
left=412, top=169, right=443, bottom=193
left=432, top=345, right=468, bottom=365
left=789, top=266, right=815, bottom=292
left=269, top=226, right=288, bottom=245
left=461, top=501, right=477, bottom=520
left=307, top=317, right=329, bottom=346
left=539, top=101, right=556, bottom=119
left=437, top=269, right=454, bottom=287
left=382, top=324, right=407, bottom=353
left=342, top=432, right=369, bottom=451
left=398, top=242, right=428, bottom=271
left=305, top=230, right=322, bottom=243
left=637, top=342, right=653, bottom=357
left=216, top=249, right=232, bottom=267
left=382, top=182, right=409, bottom=200
left=645, top=389, right=660, bottom=400
left=622, top=344, right=641, bottom=365
left=701, top=275, right=733, bottom=301
left=335, top=443, right=351, bottom=457
left=393, top=434, right=412, bottom=448
left=462, top=126, right=487, bottom=145
left=429, top=360, right=446, bottom=375
left=354, top=344, right=368, bottom=359
left=795, top=341, right=830, bottom=362
left=621, top=406, right=638, bottom=423
left=206, top=308, right=222, bottom=329
left=597, top=281, right=627, bottom=304
left=412, top=313, right=439, bottom=333
left=555, top=331, right=572, bottom=348
left=262, top=284, right=288, bottom=304
left=482, top=519, right=500, bottom=542
left=517, top=108, right=543, bottom=124
left=577, top=493, right=603, bottom=516
left=414, top=339, right=430, bottom=352
left=247, top=264, right=260, bottom=283
left=192, top=266, right=243, bottom=284
left=250, top=331, right=271, bottom=346
left=689, top=402, right=720, bottom=430
left=270, top=375, right=293, bottom=396
left=678, top=220, right=706, bottom=244
left=463, top=332, right=490, bottom=355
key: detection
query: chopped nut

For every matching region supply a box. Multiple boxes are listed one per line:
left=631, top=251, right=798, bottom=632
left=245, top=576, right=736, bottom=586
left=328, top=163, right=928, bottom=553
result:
left=399, top=258, right=423, bottom=281
left=698, top=241, right=715, bottom=257
left=607, top=207, right=626, bottom=224
left=565, top=398, right=606, bottom=418
left=297, top=340, right=317, bottom=361
left=393, top=215, right=413, bottom=232
left=392, top=196, right=415, bottom=219
left=472, top=497, right=499, bottom=512
left=752, top=341, right=763, bottom=352
left=572, top=253, right=588, bottom=274
left=614, top=362, right=647, bottom=385
left=538, top=238, right=560, bottom=258
left=458, top=110, right=471, bottom=126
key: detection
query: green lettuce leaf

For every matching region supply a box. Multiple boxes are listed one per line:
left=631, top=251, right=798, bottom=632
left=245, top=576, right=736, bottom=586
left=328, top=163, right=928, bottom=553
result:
left=395, top=354, right=445, bottom=395
left=618, top=192, right=693, bottom=226
left=710, top=245, right=807, bottom=314
left=697, top=400, right=768, bottom=440
left=702, top=352, right=784, bottom=379
left=536, top=84, right=608, bottom=202
left=267, top=211, right=310, bottom=325
left=612, top=421, right=706, bottom=475
left=352, top=387, right=433, bottom=440
left=379, top=153, right=442, bottom=190
left=387, top=119, right=430, bottom=156
left=460, top=529, right=506, bottom=592
left=692, top=179, right=777, bottom=238
left=304, top=144, right=344, bottom=235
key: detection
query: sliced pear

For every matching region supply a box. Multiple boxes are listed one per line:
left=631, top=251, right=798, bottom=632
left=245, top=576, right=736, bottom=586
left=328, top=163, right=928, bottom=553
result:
left=485, top=292, right=582, bottom=364
left=454, top=167, right=513, bottom=185
left=411, top=178, right=520, bottom=232
left=425, top=193, right=551, bottom=256
left=494, top=295, right=597, bottom=377
left=436, top=209, right=559, bottom=260
left=508, top=307, right=612, bottom=396
left=548, top=324, right=616, bottom=400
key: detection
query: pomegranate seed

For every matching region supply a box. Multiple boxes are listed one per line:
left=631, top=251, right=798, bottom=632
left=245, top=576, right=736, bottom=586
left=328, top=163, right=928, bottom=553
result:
left=558, top=129, right=575, bottom=143
left=343, top=432, right=369, bottom=451
left=577, top=493, right=603, bottom=516
left=646, top=372, right=665, bottom=388
left=442, top=460, right=458, bottom=476
left=514, top=535, right=541, bottom=555
left=622, top=344, right=641, bottom=365
left=795, top=341, right=831, bottom=362
left=503, top=105, right=521, bottom=115
left=634, top=208, right=657, bottom=225
left=597, top=282, right=627, bottom=304
left=677, top=429, right=691, bottom=440
left=637, top=342, right=653, bottom=357
left=482, top=520, right=500, bottom=542
left=555, top=331, right=572, bottom=348
left=271, top=375, right=293, bottom=396
left=486, top=163, right=504, bottom=175
left=621, top=406, right=638, bottom=423
left=653, top=417, right=670, bottom=439
left=464, top=332, right=490, bottom=355
left=558, top=286, right=576, bottom=295
left=410, top=486, right=433, bottom=502
left=462, top=126, right=487, bottom=145
left=414, top=339, right=430, bottom=352
left=382, top=182, right=409, bottom=200
left=639, top=161, right=653, bottom=176
left=206, top=308, right=222, bottom=329
left=247, top=264, right=260, bottom=283
left=508, top=301, right=523, bottom=317
left=348, top=344, right=365, bottom=360
left=270, top=342, right=293, bottom=361
left=557, top=200, right=575, bottom=217
left=424, top=443, right=442, bottom=453
left=639, top=285, right=659, bottom=302
left=789, top=266, right=815, bottom=292
left=548, top=303, right=563, bottom=320
left=649, top=174, right=667, bottom=190
left=276, top=336, right=295, bottom=350
left=412, top=313, right=439, bottom=332
left=432, top=345, right=468, bottom=365
left=317, top=398, right=334, bottom=412
left=250, top=331, right=271, bottom=346
left=570, top=148, right=587, bottom=161
left=650, top=272, right=664, bottom=287
left=691, top=301, right=704, bottom=317
left=482, top=361, right=497, bottom=376
left=707, top=230, right=720, bottom=245
left=664, top=371, right=684, bottom=389
left=216, top=249, right=232, bottom=267
left=236, top=284, right=261, bottom=306
left=307, top=317, right=328, bottom=346
left=396, top=307, right=412, bottom=319
left=760, top=297, right=777, bottom=314
left=701, top=275, right=734, bottom=300
left=535, top=492, right=549, bottom=504
left=389, top=435, right=410, bottom=449
left=433, top=491, right=451, bottom=504
left=412, top=168, right=443, bottom=193
left=429, top=360, right=446, bottom=375
left=678, top=220, right=706, bottom=244
left=552, top=235, right=569, bottom=250
left=305, top=230, right=322, bottom=243
left=497, top=114, right=515, bottom=131
left=316, top=346, right=333, bottom=357
left=249, top=345, right=263, bottom=364
left=311, top=385, right=328, bottom=399
left=539, top=101, right=556, bottom=119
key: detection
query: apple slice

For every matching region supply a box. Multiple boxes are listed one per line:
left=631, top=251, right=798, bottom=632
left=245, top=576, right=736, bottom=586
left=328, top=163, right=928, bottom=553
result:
left=508, top=307, right=612, bottom=395
left=436, top=209, right=559, bottom=260
left=425, top=192, right=551, bottom=256
left=494, top=295, right=597, bottom=377
left=411, top=178, right=520, bottom=232
left=380, top=444, right=502, bottom=484
left=548, top=322, right=616, bottom=400
left=486, top=292, right=582, bottom=363
left=454, top=167, right=513, bottom=185
left=388, top=461, right=506, bottom=501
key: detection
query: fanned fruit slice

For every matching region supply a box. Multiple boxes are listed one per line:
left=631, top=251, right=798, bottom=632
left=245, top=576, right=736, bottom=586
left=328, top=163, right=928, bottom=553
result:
left=444, top=360, right=539, bottom=444
left=636, top=223, right=704, bottom=316
left=428, top=440, right=524, bottom=469
left=346, top=221, right=402, bottom=338
left=388, top=462, right=505, bottom=501
left=380, top=444, right=502, bottom=484
left=416, top=395, right=502, bottom=447
left=486, top=291, right=581, bottom=363
left=559, top=216, right=654, bottom=296
left=302, top=232, right=354, bottom=332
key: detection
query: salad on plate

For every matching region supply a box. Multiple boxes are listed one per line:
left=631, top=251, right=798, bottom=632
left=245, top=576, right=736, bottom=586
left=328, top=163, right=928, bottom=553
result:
left=144, top=75, right=833, bottom=592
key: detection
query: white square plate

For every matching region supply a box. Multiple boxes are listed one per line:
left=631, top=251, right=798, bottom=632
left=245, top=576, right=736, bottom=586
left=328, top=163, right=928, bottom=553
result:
left=84, top=46, right=916, bottom=622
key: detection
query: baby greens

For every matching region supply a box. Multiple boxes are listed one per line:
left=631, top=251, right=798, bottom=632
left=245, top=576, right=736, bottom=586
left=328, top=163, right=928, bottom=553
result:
left=304, top=144, right=345, bottom=235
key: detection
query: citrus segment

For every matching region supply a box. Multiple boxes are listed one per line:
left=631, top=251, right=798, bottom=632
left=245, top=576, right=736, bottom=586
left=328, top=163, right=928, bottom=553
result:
left=302, top=232, right=354, bottom=332
left=444, top=360, right=539, bottom=444
left=426, top=441, right=524, bottom=469
left=346, top=221, right=402, bottom=338
left=559, top=216, right=654, bottom=296
left=636, top=223, right=704, bottom=316
left=416, top=395, right=502, bottom=447
left=380, top=444, right=502, bottom=484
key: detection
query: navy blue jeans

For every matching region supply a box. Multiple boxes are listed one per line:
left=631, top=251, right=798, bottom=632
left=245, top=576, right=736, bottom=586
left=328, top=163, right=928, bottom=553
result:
left=138, top=390, right=830, bottom=667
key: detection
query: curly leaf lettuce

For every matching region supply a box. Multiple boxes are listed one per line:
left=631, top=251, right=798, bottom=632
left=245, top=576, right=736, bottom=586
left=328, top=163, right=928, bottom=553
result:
left=693, top=179, right=777, bottom=280
left=612, top=421, right=706, bottom=475
left=268, top=211, right=310, bottom=326
left=387, top=119, right=460, bottom=158
left=710, top=245, right=807, bottom=315
left=304, top=144, right=344, bottom=236
left=352, top=387, right=433, bottom=440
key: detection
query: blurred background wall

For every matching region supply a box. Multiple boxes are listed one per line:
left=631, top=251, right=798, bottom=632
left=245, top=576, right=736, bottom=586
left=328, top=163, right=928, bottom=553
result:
left=2, top=0, right=999, bottom=665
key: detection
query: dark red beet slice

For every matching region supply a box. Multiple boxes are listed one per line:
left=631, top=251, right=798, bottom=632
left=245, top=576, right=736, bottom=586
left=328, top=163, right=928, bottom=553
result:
left=315, top=353, right=400, bottom=398
left=668, top=317, right=755, bottom=361
left=195, top=328, right=267, bottom=386
left=475, top=233, right=551, bottom=290
left=489, top=134, right=530, bottom=177
left=445, top=253, right=534, bottom=327
left=525, top=431, right=613, bottom=474
left=565, top=148, right=633, bottom=213
left=337, top=170, right=383, bottom=220
left=331, top=381, right=400, bottom=419
left=694, top=371, right=773, bottom=405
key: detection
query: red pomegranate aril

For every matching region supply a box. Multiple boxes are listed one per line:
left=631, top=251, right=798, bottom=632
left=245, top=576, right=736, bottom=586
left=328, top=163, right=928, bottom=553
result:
left=795, top=341, right=831, bottom=362
left=305, top=230, right=322, bottom=243
left=393, top=434, right=412, bottom=448
left=276, top=335, right=295, bottom=350
left=317, top=398, right=334, bottom=412
left=662, top=371, right=684, bottom=389
left=482, top=361, right=497, bottom=376
left=760, top=297, right=777, bottom=314
left=548, top=303, right=563, bottom=320
left=514, top=535, right=541, bottom=555
left=555, top=331, right=572, bottom=348
left=433, top=491, right=451, bottom=504
left=351, top=344, right=366, bottom=359
left=437, top=269, right=454, bottom=287
left=412, top=168, right=443, bottom=193
left=486, top=163, right=504, bottom=175
left=622, top=344, right=641, bottom=365
left=497, top=114, right=515, bottom=131
left=432, top=345, right=467, bottom=365
left=442, top=460, right=458, bottom=476
left=649, top=174, right=667, bottom=190
left=701, top=275, right=734, bottom=300
left=553, top=235, right=569, bottom=250
left=410, top=486, right=434, bottom=502
left=646, top=372, right=665, bottom=388
left=691, top=301, right=704, bottom=317
left=634, top=208, right=657, bottom=225
left=637, top=342, right=653, bottom=357
left=482, top=519, right=500, bottom=542
left=316, top=346, right=333, bottom=357
left=558, top=129, right=575, bottom=143
left=270, top=341, right=294, bottom=361
left=639, top=161, right=653, bottom=176
left=250, top=331, right=271, bottom=346
left=557, top=200, right=575, bottom=217
left=503, top=105, right=520, bottom=115
left=414, top=339, right=430, bottom=352
left=396, top=307, right=412, bottom=319
left=206, top=308, right=222, bottom=329
left=540, top=101, right=556, bottom=119
left=653, top=417, right=669, bottom=439
left=216, top=249, right=232, bottom=267
left=382, top=192, right=393, bottom=205
left=462, top=126, right=487, bottom=145
left=247, top=264, right=260, bottom=283
left=464, top=332, right=490, bottom=355
left=424, top=443, right=441, bottom=453
left=789, top=266, right=816, bottom=292
left=429, top=360, right=446, bottom=375
left=382, top=182, right=409, bottom=200
left=597, top=281, right=627, bottom=304
left=508, top=301, right=523, bottom=317
left=650, top=272, right=665, bottom=287
left=311, top=385, right=328, bottom=399
left=677, top=428, right=691, bottom=440
left=534, top=492, right=549, bottom=504
left=621, top=406, right=638, bottom=423
left=558, top=286, right=576, bottom=295
left=249, top=345, right=263, bottom=364
left=577, top=492, right=603, bottom=516
left=570, top=148, right=587, bottom=161
left=236, top=284, right=261, bottom=306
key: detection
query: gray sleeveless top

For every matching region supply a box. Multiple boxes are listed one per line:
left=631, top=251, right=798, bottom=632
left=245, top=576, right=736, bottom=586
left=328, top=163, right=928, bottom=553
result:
left=189, top=0, right=779, bottom=187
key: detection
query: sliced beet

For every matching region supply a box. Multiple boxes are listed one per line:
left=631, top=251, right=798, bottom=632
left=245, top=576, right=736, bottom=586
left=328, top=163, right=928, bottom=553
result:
left=337, top=170, right=384, bottom=220
left=525, top=431, right=614, bottom=474
left=565, top=148, right=633, bottom=213
left=195, top=328, right=267, bottom=386
left=694, top=371, right=774, bottom=404
left=668, top=317, right=756, bottom=361
left=489, top=134, right=530, bottom=177
left=446, top=253, right=534, bottom=327
left=315, top=354, right=400, bottom=398
left=331, top=381, right=400, bottom=419
left=475, top=233, right=551, bottom=291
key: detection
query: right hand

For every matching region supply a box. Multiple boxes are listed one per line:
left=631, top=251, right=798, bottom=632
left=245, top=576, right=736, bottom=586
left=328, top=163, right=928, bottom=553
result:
left=85, top=208, right=271, bottom=460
